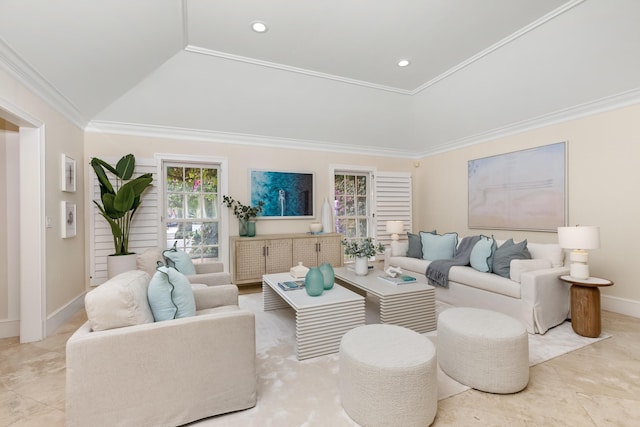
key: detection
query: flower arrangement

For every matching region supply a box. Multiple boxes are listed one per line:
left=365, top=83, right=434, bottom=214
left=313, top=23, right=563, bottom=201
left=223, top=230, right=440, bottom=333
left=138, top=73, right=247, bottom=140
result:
left=341, top=237, right=385, bottom=258
left=222, top=195, right=264, bottom=221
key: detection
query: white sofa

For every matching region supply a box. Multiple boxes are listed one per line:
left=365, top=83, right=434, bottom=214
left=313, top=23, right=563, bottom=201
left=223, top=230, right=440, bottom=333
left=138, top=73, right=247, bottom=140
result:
left=384, top=239, right=571, bottom=334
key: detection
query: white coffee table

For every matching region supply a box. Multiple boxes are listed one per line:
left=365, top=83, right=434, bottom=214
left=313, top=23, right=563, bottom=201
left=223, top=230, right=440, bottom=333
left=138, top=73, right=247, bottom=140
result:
left=334, top=267, right=436, bottom=334
left=262, top=272, right=365, bottom=360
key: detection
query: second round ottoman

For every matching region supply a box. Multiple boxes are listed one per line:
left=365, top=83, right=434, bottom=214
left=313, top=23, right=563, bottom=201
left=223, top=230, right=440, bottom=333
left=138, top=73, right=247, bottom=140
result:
left=437, top=307, right=529, bottom=394
left=339, top=324, right=437, bottom=427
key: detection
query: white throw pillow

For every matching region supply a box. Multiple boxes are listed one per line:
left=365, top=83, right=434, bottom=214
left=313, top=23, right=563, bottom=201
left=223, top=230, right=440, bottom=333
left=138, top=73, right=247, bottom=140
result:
left=136, top=247, right=164, bottom=277
left=509, top=259, right=552, bottom=283
left=85, top=270, right=154, bottom=331
left=527, top=243, right=564, bottom=268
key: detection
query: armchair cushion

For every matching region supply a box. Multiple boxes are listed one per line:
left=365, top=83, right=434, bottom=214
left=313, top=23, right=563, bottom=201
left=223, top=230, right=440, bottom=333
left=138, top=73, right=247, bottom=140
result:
left=163, top=247, right=197, bottom=275
left=148, top=266, right=196, bottom=321
left=85, top=270, right=154, bottom=332
left=136, top=247, right=164, bottom=278
left=193, top=285, right=239, bottom=310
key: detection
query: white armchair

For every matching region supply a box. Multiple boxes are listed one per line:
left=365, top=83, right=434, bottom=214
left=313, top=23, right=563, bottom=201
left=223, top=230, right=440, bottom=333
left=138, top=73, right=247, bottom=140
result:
left=66, top=283, right=257, bottom=427
left=136, top=247, right=232, bottom=286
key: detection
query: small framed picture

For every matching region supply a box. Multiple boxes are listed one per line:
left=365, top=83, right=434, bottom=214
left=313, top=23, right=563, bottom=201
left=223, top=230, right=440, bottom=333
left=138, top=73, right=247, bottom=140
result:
left=61, top=154, right=76, bottom=192
left=61, top=201, right=76, bottom=238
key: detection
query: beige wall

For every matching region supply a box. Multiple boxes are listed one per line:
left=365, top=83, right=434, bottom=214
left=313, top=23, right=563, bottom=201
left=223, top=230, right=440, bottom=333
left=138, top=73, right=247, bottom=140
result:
left=415, top=104, right=640, bottom=314
left=84, top=132, right=415, bottom=234
left=0, top=68, right=86, bottom=325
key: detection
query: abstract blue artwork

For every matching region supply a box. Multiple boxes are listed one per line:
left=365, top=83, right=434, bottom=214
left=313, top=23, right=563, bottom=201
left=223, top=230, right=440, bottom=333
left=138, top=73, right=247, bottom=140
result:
left=250, top=170, right=315, bottom=218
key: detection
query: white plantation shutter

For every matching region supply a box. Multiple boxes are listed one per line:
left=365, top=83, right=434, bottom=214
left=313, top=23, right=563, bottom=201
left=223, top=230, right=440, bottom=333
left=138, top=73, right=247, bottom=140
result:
left=374, top=172, right=412, bottom=247
left=89, top=158, right=160, bottom=285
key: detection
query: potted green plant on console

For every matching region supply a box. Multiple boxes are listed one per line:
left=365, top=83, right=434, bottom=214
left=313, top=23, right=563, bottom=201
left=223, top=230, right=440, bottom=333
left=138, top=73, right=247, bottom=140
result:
left=222, top=195, right=264, bottom=237
left=91, top=154, right=153, bottom=278
left=342, top=237, right=385, bottom=276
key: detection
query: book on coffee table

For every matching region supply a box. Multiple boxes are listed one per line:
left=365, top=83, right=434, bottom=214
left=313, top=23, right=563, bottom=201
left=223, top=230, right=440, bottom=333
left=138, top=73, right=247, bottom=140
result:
left=377, top=274, right=417, bottom=285
left=277, top=280, right=305, bottom=291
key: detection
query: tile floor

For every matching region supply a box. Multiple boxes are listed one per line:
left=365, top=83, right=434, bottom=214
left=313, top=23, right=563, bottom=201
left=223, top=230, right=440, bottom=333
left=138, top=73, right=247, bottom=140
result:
left=1, top=298, right=639, bottom=426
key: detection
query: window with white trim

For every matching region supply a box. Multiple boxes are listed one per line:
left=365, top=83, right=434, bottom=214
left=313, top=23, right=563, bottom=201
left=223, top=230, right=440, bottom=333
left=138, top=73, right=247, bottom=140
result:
left=164, top=163, right=221, bottom=263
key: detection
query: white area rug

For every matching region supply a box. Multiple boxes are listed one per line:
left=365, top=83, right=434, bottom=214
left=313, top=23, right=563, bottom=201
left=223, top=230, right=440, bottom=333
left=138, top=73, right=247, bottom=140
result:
left=195, top=293, right=610, bottom=426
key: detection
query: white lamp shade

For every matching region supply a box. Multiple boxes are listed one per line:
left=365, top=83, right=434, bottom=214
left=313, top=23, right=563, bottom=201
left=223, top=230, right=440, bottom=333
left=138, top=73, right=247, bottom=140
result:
left=386, top=221, right=404, bottom=235
left=557, top=226, right=600, bottom=250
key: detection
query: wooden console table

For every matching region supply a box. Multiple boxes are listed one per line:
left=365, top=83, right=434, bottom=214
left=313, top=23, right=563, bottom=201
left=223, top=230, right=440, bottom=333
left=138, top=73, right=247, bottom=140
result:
left=230, top=232, right=343, bottom=285
left=559, top=275, right=613, bottom=338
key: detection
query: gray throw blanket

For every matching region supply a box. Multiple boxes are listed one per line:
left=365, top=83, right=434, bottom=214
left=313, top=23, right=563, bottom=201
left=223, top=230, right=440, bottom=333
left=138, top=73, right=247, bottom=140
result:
left=426, top=235, right=481, bottom=288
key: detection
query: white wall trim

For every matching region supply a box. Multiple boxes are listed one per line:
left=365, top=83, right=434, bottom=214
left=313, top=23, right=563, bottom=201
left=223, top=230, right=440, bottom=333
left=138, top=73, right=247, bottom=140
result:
left=46, top=291, right=85, bottom=336
left=418, top=88, right=640, bottom=158
left=602, top=295, right=640, bottom=319
left=412, top=0, right=585, bottom=95
left=86, top=121, right=416, bottom=158
left=0, top=320, right=19, bottom=339
left=184, top=45, right=413, bottom=95
left=0, top=38, right=87, bottom=129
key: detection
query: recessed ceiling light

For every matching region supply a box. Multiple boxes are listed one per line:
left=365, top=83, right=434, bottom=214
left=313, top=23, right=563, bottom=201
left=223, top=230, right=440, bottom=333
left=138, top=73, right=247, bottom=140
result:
left=397, top=59, right=410, bottom=67
left=251, top=21, right=268, bottom=33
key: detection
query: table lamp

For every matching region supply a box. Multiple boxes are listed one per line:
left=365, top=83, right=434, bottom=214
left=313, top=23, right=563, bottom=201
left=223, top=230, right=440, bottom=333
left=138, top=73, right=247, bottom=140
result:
left=386, top=221, right=404, bottom=241
left=557, top=225, right=600, bottom=279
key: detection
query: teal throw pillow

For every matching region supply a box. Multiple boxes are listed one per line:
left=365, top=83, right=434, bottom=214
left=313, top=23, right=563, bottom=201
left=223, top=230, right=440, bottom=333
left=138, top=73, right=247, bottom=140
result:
left=492, top=239, right=532, bottom=278
left=407, top=231, right=433, bottom=259
left=147, top=266, right=196, bottom=321
left=470, top=235, right=497, bottom=273
left=420, top=231, right=458, bottom=261
left=163, top=247, right=196, bottom=276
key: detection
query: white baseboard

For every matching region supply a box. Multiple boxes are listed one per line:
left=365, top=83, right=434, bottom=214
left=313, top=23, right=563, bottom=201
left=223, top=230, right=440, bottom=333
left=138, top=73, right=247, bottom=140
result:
left=46, top=292, right=85, bottom=337
left=602, top=294, right=639, bottom=319
left=0, top=319, right=19, bottom=339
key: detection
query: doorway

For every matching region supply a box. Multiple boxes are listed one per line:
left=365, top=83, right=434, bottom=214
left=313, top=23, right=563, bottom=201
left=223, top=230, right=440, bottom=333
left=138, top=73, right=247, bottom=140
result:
left=0, top=99, right=46, bottom=342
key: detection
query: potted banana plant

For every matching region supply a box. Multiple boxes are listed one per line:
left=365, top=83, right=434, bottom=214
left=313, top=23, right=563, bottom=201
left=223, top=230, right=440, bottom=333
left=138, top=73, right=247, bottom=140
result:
left=91, top=154, right=153, bottom=278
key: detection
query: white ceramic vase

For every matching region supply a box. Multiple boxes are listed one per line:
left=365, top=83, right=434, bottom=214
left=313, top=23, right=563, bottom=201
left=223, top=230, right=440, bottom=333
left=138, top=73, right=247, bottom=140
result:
left=354, top=256, right=369, bottom=276
left=321, top=197, right=332, bottom=233
left=107, top=253, right=137, bottom=279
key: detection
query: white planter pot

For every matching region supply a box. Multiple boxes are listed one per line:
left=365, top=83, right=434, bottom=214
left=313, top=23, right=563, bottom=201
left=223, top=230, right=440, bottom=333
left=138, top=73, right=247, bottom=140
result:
left=354, top=257, right=369, bottom=276
left=107, top=254, right=137, bottom=279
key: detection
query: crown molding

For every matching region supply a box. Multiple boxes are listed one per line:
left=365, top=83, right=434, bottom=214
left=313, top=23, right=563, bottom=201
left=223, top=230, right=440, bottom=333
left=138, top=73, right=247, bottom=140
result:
left=411, top=0, right=586, bottom=95
left=87, top=87, right=640, bottom=160
left=418, top=87, right=640, bottom=158
left=0, top=38, right=87, bottom=129
left=184, top=45, right=413, bottom=95
left=85, top=120, right=418, bottom=158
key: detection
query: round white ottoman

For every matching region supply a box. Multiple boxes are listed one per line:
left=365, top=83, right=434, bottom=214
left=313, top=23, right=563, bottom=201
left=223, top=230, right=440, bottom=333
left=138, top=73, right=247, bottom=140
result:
left=339, top=324, right=437, bottom=427
left=437, top=307, right=529, bottom=394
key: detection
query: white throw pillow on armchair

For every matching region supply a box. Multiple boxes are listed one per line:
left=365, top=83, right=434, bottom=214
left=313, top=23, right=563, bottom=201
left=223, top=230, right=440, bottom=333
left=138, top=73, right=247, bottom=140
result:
left=85, top=270, right=154, bottom=331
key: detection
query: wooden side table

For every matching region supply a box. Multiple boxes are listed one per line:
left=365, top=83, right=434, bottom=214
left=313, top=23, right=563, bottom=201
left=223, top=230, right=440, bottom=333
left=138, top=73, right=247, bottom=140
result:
left=559, top=275, right=613, bottom=338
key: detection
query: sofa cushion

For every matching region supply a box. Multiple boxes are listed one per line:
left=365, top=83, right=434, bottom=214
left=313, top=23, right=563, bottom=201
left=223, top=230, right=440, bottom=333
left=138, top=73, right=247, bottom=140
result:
left=388, top=255, right=432, bottom=275
left=510, top=259, right=553, bottom=283
left=407, top=232, right=423, bottom=258
left=470, top=235, right=497, bottom=273
left=148, top=266, right=196, bottom=321
left=136, top=247, right=164, bottom=277
left=85, top=270, right=154, bottom=331
left=492, top=239, right=531, bottom=278
left=163, top=247, right=197, bottom=275
left=420, top=232, right=458, bottom=261
left=449, top=266, right=521, bottom=299
left=527, top=242, right=564, bottom=267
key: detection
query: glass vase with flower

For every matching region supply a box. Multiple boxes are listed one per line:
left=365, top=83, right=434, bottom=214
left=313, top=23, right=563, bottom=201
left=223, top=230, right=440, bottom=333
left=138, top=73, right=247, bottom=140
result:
left=222, top=195, right=264, bottom=237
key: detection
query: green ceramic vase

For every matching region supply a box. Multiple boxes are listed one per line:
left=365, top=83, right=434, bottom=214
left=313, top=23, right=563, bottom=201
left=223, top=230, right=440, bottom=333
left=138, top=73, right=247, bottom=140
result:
left=305, top=267, right=324, bottom=297
left=319, top=263, right=334, bottom=290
